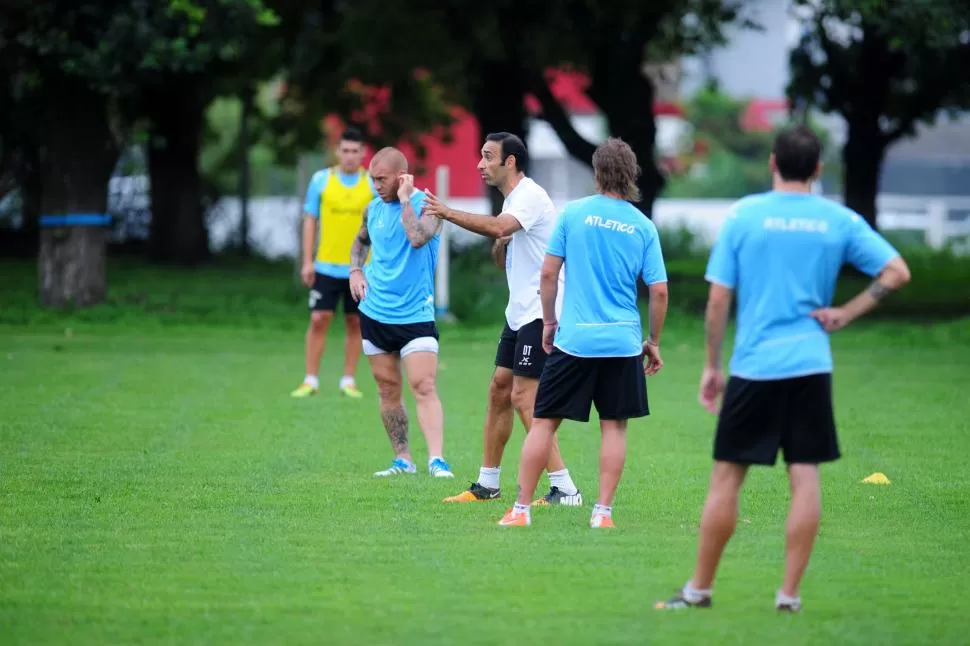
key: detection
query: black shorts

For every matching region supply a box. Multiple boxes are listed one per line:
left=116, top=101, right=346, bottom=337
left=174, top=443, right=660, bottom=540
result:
left=309, top=273, right=358, bottom=314
left=359, top=311, right=439, bottom=357
left=494, top=319, right=546, bottom=379
left=533, top=348, right=649, bottom=422
left=713, top=373, right=840, bottom=466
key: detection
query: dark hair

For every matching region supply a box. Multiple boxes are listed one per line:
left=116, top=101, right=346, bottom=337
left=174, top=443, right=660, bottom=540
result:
left=340, top=126, right=365, bottom=144
left=773, top=125, right=821, bottom=182
left=592, top=137, right=640, bottom=202
left=485, top=132, right=529, bottom=174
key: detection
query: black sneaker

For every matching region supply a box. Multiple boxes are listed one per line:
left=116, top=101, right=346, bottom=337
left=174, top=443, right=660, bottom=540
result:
left=654, top=590, right=713, bottom=610
left=532, top=486, right=583, bottom=507
left=443, top=482, right=500, bottom=502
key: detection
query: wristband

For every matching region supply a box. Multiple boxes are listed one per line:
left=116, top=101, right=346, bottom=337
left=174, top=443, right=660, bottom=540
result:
left=543, top=321, right=557, bottom=327
left=350, top=267, right=363, bottom=275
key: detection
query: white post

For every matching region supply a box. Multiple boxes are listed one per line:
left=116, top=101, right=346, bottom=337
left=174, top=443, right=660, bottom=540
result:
left=925, top=200, right=948, bottom=250
left=434, top=165, right=455, bottom=322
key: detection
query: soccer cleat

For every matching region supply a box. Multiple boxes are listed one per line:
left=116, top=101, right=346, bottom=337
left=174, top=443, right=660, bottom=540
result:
left=340, top=383, right=363, bottom=399
left=443, top=482, right=501, bottom=502
left=498, top=508, right=531, bottom=526
left=290, top=382, right=318, bottom=398
left=532, top=486, right=583, bottom=507
left=776, top=594, right=802, bottom=613
left=428, top=458, right=454, bottom=478
left=590, top=513, right=615, bottom=528
left=374, top=458, right=417, bottom=477
left=653, top=590, right=713, bottom=610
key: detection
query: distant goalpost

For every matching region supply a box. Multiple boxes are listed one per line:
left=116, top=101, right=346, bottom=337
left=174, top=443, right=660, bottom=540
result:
left=295, top=157, right=455, bottom=323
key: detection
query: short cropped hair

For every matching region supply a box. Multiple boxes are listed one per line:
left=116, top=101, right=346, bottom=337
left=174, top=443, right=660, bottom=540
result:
left=485, top=132, right=529, bottom=174
left=340, top=126, right=365, bottom=144
left=773, top=125, right=821, bottom=182
left=592, top=137, right=641, bottom=202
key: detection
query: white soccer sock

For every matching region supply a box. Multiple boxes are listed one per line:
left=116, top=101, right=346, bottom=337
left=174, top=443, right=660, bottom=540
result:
left=683, top=582, right=712, bottom=603
left=548, top=469, right=578, bottom=495
left=304, top=375, right=320, bottom=388
left=478, top=466, right=501, bottom=490
left=592, top=503, right=612, bottom=517
left=513, top=502, right=530, bottom=515
left=339, top=375, right=355, bottom=389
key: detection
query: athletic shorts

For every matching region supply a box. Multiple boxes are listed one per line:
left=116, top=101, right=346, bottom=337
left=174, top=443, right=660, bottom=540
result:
left=713, top=373, right=840, bottom=466
left=309, top=273, right=358, bottom=315
left=494, top=318, right=546, bottom=379
left=533, top=347, right=649, bottom=422
left=359, top=311, right=439, bottom=357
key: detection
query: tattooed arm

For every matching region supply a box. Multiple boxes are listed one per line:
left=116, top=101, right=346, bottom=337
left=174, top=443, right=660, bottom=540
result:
left=349, top=208, right=371, bottom=302
left=350, top=207, right=370, bottom=271
left=401, top=197, right=441, bottom=248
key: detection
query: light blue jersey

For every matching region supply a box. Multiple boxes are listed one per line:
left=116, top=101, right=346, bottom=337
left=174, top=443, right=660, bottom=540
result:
left=706, top=191, right=900, bottom=380
left=547, top=194, right=668, bottom=357
left=358, top=190, right=439, bottom=325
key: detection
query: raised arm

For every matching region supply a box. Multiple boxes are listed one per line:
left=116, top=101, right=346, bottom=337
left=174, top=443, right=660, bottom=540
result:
left=401, top=197, right=441, bottom=248
left=422, top=190, right=523, bottom=239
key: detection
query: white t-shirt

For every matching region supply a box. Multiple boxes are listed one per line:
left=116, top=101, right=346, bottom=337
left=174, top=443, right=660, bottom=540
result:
left=502, top=177, right=565, bottom=331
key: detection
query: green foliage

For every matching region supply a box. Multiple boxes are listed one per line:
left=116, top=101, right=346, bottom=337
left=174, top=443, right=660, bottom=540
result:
left=665, top=85, right=838, bottom=199
left=788, top=0, right=970, bottom=141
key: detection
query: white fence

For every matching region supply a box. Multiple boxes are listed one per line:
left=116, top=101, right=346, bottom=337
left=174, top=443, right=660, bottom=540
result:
left=208, top=191, right=970, bottom=259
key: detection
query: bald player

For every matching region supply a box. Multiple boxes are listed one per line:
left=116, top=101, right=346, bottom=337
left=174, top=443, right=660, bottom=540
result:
left=348, top=147, right=454, bottom=479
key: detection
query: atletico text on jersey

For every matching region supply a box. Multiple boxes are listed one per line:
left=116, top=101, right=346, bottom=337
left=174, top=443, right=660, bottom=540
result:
left=547, top=194, right=668, bottom=358
left=303, top=167, right=378, bottom=279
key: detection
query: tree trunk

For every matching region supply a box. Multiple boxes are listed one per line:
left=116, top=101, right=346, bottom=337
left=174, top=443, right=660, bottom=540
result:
left=146, top=79, right=210, bottom=264
left=588, top=57, right=665, bottom=218
left=471, top=59, right=529, bottom=215
left=238, top=87, right=254, bottom=256
left=842, top=120, right=885, bottom=229
left=36, top=82, right=117, bottom=309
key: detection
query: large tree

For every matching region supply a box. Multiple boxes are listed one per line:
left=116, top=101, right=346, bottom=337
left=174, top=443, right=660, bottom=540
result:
left=525, top=0, right=749, bottom=217
left=0, top=0, right=282, bottom=306
left=788, top=0, right=970, bottom=227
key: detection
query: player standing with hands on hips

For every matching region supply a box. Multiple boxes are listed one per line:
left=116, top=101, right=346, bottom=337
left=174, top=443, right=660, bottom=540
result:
left=348, top=147, right=454, bottom=479
left=656, top=125, right=911, bottom=613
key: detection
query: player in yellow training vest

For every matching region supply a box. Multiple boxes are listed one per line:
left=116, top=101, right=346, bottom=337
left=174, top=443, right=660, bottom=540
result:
left=292, top=127, right=378, bottom=399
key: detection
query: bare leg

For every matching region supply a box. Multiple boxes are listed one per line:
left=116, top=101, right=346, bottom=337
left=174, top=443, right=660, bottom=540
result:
left=690, top=461, right=749, bottom=590
left=483, top=368, right=514, bottom=468
left=305, top=310, right=334, bottom=377
left=514, top=417, right=562, bottom=506
left=342, top=313, right=362, bottom=381
left=402, top=351, right=444, bottom=457
left=782, top=464, right=821, bottom=598
left=368, top=353, right=409, bottom=461
left=511, top=376, right=567, bottom=473
left=597, top=419, right=628, bottom=507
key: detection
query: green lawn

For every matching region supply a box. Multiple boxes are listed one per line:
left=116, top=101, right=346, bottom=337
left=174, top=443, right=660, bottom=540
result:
left=2, top=259, right=970, bottom=645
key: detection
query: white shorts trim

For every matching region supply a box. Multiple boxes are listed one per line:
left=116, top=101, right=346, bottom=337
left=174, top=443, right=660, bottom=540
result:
left=362, top=339, right=386, bottom=356
left=401, top=336, right=439, bottom=357
left=361, top=337, right=439, bottom=357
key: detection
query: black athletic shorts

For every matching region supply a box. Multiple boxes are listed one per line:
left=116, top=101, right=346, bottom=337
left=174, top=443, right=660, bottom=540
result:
left=309, top=273, right=358, bottom=314
left=359, top=311, right=439, bottom=357
left=713, top=373, right=840, bottom=466
left=494, top=318, right=546, bottom=379
left=533, top=347, right=649, bottom=422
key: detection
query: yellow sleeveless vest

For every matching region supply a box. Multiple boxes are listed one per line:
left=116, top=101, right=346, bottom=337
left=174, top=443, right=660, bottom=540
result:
left=315, top=167, right=374, bottom=266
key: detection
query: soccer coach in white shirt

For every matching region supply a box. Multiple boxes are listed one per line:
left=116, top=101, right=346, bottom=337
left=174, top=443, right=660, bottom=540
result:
left=423, top=132, right=583, bottom=506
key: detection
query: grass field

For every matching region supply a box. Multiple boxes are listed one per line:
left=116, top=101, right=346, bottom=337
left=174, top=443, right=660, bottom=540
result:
left=2, top=259, right=970, bottom=645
